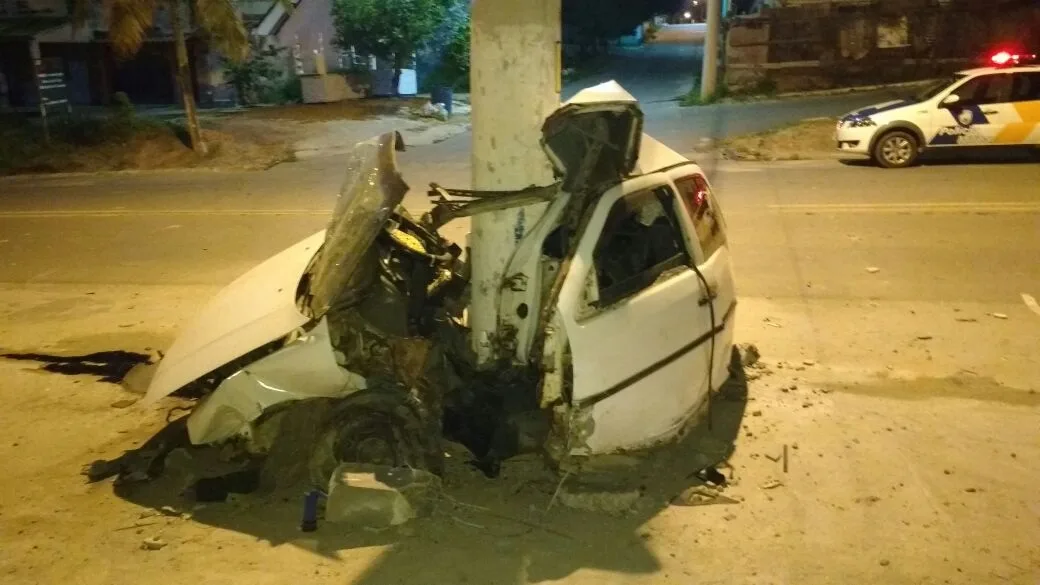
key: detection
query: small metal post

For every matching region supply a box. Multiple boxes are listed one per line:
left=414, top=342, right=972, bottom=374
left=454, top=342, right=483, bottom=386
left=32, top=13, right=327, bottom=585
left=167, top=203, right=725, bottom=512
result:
left=30, top=40, right=50, bottom=145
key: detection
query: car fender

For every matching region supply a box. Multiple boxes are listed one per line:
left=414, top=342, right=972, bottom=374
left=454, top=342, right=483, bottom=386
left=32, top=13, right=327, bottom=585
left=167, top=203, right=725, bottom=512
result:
left=869, top=121, right=928, bottom=152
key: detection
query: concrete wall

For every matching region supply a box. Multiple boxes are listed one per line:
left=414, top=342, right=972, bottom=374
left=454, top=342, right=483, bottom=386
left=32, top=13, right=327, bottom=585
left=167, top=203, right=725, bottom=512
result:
left=274, top=0, right=342, bottom=74
left=725, top=0, right=1040, bottom=92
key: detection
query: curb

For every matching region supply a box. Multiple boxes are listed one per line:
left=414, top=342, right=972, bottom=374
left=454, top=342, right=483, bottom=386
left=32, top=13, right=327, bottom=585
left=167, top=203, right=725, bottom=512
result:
left=680, top=79, right=937, bottom=107
left=687, top=148, right=853, bottom=164
left=771, top=79, right=936, bottom=99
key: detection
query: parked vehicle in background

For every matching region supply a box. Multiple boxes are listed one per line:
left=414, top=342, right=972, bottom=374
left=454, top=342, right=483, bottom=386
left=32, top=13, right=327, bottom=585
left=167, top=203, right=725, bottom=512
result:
left=836, top=52, right=1040, bottom=168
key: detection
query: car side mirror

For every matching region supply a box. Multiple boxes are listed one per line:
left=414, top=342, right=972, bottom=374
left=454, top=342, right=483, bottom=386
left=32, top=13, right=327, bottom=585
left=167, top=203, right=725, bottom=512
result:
left=941, top=94, right=961, bottom=107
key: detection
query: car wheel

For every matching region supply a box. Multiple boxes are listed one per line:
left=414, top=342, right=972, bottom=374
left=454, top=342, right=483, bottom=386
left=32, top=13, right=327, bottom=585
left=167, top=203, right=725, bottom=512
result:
left=308, top=392, right=442, bottom=489
left=873, top=131, right=919, bottom=169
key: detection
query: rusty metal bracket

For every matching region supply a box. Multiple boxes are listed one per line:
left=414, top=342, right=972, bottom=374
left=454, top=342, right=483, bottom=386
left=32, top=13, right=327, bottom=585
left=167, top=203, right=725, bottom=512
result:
left=421, top=182, right=561, bottom=230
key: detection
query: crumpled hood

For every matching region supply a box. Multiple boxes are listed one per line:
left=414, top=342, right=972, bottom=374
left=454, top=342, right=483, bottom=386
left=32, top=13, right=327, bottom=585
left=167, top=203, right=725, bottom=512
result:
left=841, top=98, right=917, bottom=122
left=142, top=131, right=410, bottom=405
left=142, top=231, right=325, bottom=404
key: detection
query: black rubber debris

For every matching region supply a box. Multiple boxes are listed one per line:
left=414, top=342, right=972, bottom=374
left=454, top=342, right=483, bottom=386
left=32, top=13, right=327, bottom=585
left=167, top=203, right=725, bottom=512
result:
left=2, top=350, right=152, bottom=384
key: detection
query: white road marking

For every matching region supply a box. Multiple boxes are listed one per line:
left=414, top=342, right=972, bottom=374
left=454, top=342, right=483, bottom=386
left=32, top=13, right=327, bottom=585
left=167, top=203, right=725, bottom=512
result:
left=0, top=209, right=329, bottom=218
left=1022, top=293, right=1040, bottom=318
left=765, top=201, right=1040, bottom=214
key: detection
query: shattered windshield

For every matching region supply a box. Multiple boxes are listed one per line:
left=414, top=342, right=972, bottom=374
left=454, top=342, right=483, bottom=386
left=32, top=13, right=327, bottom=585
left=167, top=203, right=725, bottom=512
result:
left=305, top=132, right=409, bottom=317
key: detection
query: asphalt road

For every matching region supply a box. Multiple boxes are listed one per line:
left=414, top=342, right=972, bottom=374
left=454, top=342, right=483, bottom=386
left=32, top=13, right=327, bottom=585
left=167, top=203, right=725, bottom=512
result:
left=3, top=153, right=1038, bottom=300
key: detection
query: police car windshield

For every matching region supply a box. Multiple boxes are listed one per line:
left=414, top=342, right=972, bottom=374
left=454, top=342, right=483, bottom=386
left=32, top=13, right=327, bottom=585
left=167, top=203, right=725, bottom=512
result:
left=913, top=74, right=966, bottom=102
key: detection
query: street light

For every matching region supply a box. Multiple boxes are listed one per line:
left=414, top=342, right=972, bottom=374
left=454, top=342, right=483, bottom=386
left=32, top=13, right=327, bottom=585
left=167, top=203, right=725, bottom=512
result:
left=684, top=10, right=692, bottom=19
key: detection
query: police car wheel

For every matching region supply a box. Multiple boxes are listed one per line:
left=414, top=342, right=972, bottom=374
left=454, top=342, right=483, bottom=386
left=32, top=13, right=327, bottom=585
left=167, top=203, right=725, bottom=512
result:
left=873, top=131, right=919, bottom=169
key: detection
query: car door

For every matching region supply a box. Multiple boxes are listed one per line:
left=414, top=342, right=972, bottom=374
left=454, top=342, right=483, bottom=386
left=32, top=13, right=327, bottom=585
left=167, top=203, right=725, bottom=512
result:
left=994, top=72, right=1040, bottom=146
left=931, top=73, right=1014, bottom=147
left=667, top=168, right=737, bottom=389
left=553, top=173, right=717, bottom=455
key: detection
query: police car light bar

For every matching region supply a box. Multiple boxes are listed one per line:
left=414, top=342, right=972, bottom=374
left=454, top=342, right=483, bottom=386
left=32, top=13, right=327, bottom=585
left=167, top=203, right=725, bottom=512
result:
left=990, top=51, right=1038, bottom=66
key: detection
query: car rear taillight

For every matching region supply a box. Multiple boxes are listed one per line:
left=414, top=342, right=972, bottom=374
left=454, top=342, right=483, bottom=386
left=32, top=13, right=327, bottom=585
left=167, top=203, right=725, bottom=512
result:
left=689, top=174, right=710, bottom=219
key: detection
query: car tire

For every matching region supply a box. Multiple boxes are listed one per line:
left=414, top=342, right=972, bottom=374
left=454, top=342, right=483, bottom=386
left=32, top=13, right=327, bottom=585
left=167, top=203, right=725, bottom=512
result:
left=308, top=392, right=442, bottom=489
left=872, top=130, right=919, bottom=169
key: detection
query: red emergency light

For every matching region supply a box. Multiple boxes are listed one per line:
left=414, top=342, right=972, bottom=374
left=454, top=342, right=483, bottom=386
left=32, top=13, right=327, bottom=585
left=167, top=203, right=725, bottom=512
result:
left=990, top=51, right=1037, bottom=66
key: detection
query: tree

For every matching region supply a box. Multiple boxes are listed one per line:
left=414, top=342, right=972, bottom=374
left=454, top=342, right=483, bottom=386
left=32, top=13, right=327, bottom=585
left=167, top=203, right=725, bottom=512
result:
left=331, top=0, right=447, bottom=95
left=76, top=0, right=283, bottom=154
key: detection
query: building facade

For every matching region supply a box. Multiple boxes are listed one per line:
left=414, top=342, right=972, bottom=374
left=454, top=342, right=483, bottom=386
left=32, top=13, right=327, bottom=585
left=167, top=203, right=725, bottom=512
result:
left=0, top=0, right=227, bottom=108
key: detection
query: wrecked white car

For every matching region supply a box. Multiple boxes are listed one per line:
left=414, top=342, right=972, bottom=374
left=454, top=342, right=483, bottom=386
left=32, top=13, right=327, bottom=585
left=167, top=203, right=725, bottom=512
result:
left=119, top=81, right=736, bottom=487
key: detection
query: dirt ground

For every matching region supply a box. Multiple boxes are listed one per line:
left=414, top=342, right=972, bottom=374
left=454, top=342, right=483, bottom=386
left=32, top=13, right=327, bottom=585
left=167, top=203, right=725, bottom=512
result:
left=1, top=278, right=1038, bottom=585
left=716, top=118, right=839, bottom=162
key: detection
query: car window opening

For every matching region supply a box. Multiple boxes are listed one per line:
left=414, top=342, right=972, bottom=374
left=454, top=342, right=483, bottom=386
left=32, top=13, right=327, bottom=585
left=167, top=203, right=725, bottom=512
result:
left=592, top=186, right=690, bottom=307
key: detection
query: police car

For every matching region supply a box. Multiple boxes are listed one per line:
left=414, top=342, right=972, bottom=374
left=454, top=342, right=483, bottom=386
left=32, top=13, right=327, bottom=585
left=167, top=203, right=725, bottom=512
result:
left=836, top=52, right=1040, bottom=168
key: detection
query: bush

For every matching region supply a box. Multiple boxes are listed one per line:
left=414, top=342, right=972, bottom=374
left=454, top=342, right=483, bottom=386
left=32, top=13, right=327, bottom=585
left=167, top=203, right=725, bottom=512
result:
left=225, top=38, right=288, bottom=105
left=0, top=102, right=169, bottom=173
left=275, top=76, right=303, bottom=104
left=680, top=75, right=776, bottom=107
left=681, top=80, right=730, bottom=106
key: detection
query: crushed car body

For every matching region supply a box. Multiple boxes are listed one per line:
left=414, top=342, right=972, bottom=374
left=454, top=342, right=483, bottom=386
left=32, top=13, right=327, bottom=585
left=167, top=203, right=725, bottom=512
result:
left=129, top=80, right=737, bottom=486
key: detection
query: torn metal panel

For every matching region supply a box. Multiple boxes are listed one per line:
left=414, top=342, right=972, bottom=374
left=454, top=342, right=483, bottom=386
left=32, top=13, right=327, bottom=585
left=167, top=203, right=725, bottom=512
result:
left=541, top=81, right=644, bottom=193
left=422, top=182, right=561, bottom=230
left=306, top=131, right=409, bottom=318
left=186, top=318, right=366, bottom=444
left=143, top=230, right=325, bottom=405
left=497, top=193, right=573, bottom=364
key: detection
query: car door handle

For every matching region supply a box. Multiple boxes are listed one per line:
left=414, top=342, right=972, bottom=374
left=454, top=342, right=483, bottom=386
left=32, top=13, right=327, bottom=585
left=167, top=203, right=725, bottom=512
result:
left=982, top=110, right=998, bottom=115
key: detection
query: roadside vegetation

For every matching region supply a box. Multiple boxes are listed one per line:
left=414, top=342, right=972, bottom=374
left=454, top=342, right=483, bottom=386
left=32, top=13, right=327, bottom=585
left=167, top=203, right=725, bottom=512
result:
left=716, top=117, right=838, bottom=161
left=681, top=76, right=779, bottom=106
left=0, top=96, right=294, bottom=175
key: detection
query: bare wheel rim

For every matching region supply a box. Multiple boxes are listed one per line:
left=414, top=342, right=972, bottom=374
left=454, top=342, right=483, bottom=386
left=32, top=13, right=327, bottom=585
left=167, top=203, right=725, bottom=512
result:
left=881, top=136, right=912, bottom=165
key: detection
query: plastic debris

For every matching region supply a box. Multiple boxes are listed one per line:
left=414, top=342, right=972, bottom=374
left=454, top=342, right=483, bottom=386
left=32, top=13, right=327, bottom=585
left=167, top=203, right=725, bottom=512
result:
left=140, top=536, right=167, bottom=551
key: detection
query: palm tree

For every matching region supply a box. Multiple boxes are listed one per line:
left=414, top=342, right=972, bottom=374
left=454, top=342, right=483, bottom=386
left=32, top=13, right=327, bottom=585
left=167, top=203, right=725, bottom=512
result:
left=76, top=0, right=255, bottom=154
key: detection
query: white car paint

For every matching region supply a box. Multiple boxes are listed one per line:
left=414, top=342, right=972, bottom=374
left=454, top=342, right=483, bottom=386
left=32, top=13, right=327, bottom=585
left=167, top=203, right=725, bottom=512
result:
left=186, top=318, right=366, bottom=444
left=564, top=79, right=638, bottom=106
left=142, top=230, right=325, bottom=405
left=835, top=64, right=1040, bottom=162
left=554, top=167, right=735, bottom=455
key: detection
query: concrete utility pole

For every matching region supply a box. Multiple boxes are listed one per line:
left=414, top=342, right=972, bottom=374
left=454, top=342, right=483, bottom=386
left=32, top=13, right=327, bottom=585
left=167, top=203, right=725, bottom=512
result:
left=469, top=0, right=562, bottom=363
left=700, top=0, right=722, bottom=100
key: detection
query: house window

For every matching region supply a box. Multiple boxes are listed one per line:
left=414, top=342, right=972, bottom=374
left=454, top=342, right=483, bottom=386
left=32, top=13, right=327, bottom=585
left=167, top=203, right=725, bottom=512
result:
left=673, top=174, right=727, bottom=260
left=590, top=185, right=690, bottom=307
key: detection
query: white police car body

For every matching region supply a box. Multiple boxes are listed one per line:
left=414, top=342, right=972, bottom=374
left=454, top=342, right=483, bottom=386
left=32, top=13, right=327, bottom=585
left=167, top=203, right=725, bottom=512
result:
left=836, top=52, right=1040, bottom=168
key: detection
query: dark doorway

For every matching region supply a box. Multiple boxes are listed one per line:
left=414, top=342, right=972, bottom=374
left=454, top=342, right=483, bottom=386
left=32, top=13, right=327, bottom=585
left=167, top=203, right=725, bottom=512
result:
left=111, top=43, right=175, bottom=104
left=0, top=41, right=33, bottom=107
